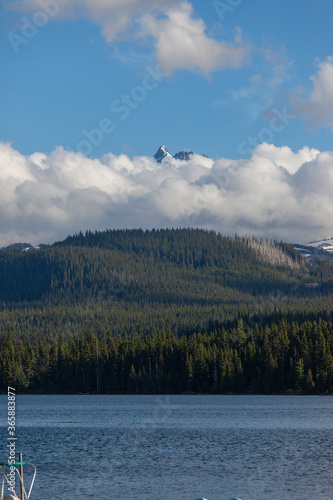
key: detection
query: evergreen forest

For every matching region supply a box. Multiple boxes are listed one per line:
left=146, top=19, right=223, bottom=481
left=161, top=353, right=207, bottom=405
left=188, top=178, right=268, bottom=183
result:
left=1, top=228, right=333, bottom=394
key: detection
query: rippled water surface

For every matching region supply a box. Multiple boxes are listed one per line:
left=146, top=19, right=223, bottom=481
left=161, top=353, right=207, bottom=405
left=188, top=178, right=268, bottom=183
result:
left=1, top=395, right=332, bottom=499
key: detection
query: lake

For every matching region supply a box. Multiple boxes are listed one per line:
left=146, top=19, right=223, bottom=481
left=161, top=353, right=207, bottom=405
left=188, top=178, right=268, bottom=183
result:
left=1, top=395, right=333, bottom=499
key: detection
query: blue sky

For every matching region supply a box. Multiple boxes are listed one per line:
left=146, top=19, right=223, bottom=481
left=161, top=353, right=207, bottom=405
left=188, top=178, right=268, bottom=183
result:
left=0, top=0, right=333, bottom=246
left=1, top=0, right=332, bottom=159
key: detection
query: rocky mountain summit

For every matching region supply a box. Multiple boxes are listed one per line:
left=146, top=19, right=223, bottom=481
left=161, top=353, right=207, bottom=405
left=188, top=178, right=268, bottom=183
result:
left=153, top=145, right=172, bottom=162
left=154, top=146, right=207, bottom=163
left=173, top=150, right=194, bottom=161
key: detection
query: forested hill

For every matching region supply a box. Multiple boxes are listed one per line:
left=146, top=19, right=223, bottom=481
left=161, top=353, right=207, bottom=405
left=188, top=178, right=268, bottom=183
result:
left=0, top=228, right=333, bottom=322
left=0, top=228, right=306, bottom=303
left=1, top=228, right=333, bottom=394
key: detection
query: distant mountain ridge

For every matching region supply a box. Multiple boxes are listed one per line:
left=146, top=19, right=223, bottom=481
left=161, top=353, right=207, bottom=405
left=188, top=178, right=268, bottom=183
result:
left=154, top=145, right=207, bottom=162
left=2, top=242, right=42, bottom=252
left=293, top=237, right=333, bottom=261
left=307, top=237, right=333, bottom=253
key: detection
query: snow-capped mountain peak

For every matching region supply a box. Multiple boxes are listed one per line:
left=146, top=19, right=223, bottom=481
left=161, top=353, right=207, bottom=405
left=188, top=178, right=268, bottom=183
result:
left=154, top=145, right=172, bottom=163
left=154, top=145, right=207, bottom=163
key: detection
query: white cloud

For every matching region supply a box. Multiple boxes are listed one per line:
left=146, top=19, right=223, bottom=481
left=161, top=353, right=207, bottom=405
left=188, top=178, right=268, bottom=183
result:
left=294, top=56, right=333, bottom=131
left=7, top=0, right=250, bottom=74
left=0, top=141, right=333, bottom=247
left=141, top=4, right=248, bottom=74
left=252, top=143, right=320, bottom=175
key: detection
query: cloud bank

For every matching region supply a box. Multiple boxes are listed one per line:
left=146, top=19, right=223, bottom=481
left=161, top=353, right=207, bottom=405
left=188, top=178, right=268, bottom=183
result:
left=6, top=0, right=249, bottom=74
left=1, top=141, right=332, bottom=247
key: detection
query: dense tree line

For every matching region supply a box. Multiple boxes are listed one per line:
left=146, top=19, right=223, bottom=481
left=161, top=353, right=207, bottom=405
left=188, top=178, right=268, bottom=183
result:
left=1, top=319, right=332, bottom=395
